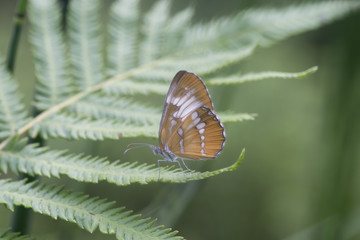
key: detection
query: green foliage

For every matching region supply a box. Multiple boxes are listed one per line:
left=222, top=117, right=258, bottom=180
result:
left=0, top=140, right=245, bottom=185
left=67, top=0, right=104, bottom=90
left=0, top=179, right=181, bottom=239
left=108, top=0, right=140, bottom=75
left=29, top=0, right=73, bottom=110
left=139, top=0, right=171, bottom=65
left=0, top=228, right=35, bottom=240
left=0, top=0, right=359, bottom=239
left=208, top=66, right=318, bottom=85
left=0, top=60, right=28, bottom=140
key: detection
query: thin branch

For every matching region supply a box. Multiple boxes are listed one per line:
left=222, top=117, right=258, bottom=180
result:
left=5, top=0, right=31, bottom=235
left=6, top=0, right=28, bottom=73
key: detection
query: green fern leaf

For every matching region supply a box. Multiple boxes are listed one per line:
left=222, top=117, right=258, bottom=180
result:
left=0, top=140, right=245, bottom=185
left=208, top=66, right=318, bottom=85
left=238, top=1, right=360, bottom=47
left=102, top=79, right=168, bottom=96
left=103, top=40, right=255, bottom=96
left=0, top=179, right=182, bottom=239
left=28, top=109, right=253, bottom=140
left=29, top=0, right=73, bottom=110
left=155, top=39, right=257, bottom=76
left=67, top=94, right=161, bottom=124
left=3, top=1, right=357, bottom=144
left=0, top=228, right=35, bottom=240
left=0, top=61, right=28, bottom=140
left=67, top=0, right=104, bottom=90
left=183, top=1, right=360, bottom=50
left=162, top=7, right=194, bottom=55
left=108, top=0, right=140, bottom=75
left=219, top=113, right=257, bottom=122
left=139, top=0, right=170, bottom=64
left=29, top=113, right=158, bottom=140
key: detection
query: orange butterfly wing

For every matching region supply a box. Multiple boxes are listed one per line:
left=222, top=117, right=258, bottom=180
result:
left=159, top=71, right=225, bottom=159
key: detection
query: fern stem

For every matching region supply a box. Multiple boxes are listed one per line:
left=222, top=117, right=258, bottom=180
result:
left=11, top=174, right=36, bottom=234
left=6, top=0, right=28, bottom=73
left=6, top=0, right=30, bottom=235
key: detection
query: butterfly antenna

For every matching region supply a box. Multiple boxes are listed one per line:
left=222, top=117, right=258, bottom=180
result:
left=123, top=143, right=154, bottom=155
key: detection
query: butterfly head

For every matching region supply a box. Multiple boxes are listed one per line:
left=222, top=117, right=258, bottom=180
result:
left=149, top=145, right=162, bottom=156
left=124, top=143, right=162, bottom=156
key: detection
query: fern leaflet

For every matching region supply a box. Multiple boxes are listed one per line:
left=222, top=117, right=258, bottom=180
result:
left=0, top=179, right=182, bottom=239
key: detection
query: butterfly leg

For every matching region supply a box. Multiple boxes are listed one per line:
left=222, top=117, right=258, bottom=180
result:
left=181, top=159, right=192, bottom=172
left=157, top=159, right=170, bottom=180
left=173, top=159, right=186, bottom=176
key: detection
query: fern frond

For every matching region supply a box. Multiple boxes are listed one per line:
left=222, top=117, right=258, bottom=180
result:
left=237, top=1, right=360, bottom=47
left=108, top=0, right=140, bottom=75
left=66, top=94, right=254, bottom=125
left=2, top=1, right=356, bottom=144
left=157, top=40, right=257, bottom=75
left=67, top=0, right=104, bottom=90
left=0, top=141, right=245, bottom=185
left=219, top=112, right=257, bottom=122
left=102, top=79, right=168, bottom=96
left=29, top=113, right=157, bottom=140
left=29, top=0, right=73, bottom=110
left=67, top=94, right=161, bottom=124
left=0, top=61, right=28, bottom=140
left=184, top=1, right=360, bottom=50
left=139, top=0, right=170, bottom=64
left=209, top=66, right=318, bottom=85
left=104, top=40, right=256, bottom=94
left=131, top=69, right=178, bottom=82
left=0, top=179, right=182, bottom=239
left=162, top=7, right=194, bottom=55
left=0, top=228, right=35, bottom=240
left=29, top=108, right=255, bottom=140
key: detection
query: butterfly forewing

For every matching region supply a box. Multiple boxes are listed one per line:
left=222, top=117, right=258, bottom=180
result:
left=159, top=71, right=225, bottom=159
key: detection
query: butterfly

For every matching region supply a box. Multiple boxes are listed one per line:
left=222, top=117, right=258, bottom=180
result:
left=125, top=70, right=226, bottom=176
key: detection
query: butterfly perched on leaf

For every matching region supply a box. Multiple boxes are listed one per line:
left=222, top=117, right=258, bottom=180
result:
left=125, top=70, right=225, bottom=175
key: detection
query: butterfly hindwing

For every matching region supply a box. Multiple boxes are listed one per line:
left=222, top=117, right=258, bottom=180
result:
left=168, top=106, right=225, bottom=159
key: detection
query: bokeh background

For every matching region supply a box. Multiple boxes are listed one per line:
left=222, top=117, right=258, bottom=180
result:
left=0, top=0, right=359, bottom=239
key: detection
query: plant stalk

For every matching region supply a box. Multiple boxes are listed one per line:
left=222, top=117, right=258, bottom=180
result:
left=5, top=0, right=32, bottom=235
left=6, top=0, right=28, bottom=73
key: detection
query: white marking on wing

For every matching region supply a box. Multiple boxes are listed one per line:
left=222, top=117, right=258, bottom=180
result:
left=191, top=111, right=198, bottom=120
left=201, top=142, right=205, bottom=148
left=196, top=122, right=206, bottom=129
left=201, top=136, right=205, bottom=141
left=199, top=129, right=205, bottom=134
left=186, top=89, right=195, bottom=96
left=169, top=119, right=177, bottom=134
left=172, top=97, right=181, bottom=105
left=201, top=149, right=206, bottom=156
left=177, top=127, right=183, bottom=136
left=179, top=139, right=185, bottom=153
left=179, top=96, right=196, bottom=113
left=194, top=117, right=200, bottom=125
left=186, top=117, right=201, bottom=130
left=180, top=101, right=202, bottom=118
left=177, top=95, right=188, bottom=107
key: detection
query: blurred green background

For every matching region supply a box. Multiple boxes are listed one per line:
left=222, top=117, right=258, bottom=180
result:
left=1, top=0, right=360, bottom=239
